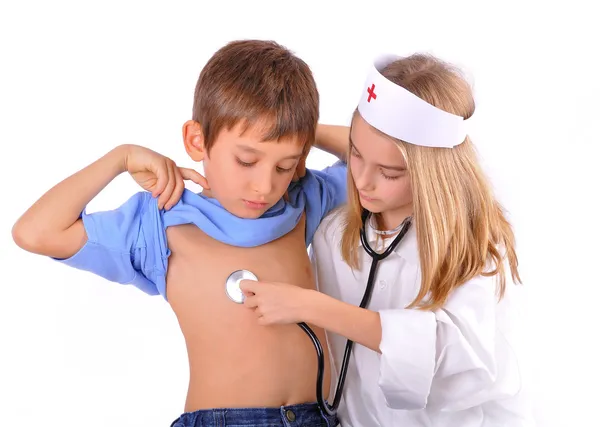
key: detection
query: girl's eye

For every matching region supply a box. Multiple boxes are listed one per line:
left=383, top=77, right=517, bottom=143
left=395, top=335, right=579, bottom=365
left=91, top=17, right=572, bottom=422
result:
left=381, top=170, right=400, bottom=181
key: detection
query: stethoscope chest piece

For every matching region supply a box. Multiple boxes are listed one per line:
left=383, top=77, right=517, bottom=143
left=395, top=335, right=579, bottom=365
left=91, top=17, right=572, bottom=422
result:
left=225, top=269, right=258, bottom=303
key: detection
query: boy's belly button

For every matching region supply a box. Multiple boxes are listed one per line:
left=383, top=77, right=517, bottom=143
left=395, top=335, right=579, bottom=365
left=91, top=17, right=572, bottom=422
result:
left=171, top=273, right=328, bottom=409
left=164, top=219, right=328, bottom=409
left=180, top=314, right=328, bottom=410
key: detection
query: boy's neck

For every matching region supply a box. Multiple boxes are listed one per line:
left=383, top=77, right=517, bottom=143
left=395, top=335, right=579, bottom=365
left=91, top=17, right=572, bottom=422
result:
left=200, top=188, right=215, bottom=199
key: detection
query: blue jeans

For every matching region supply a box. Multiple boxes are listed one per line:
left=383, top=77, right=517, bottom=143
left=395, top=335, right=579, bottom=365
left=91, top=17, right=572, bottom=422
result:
left=170, top=402, right=339, bottom=426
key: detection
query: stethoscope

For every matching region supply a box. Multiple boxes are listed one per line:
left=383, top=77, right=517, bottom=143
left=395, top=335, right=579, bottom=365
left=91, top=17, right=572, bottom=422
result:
left=225, top=209, right=412, bottom=416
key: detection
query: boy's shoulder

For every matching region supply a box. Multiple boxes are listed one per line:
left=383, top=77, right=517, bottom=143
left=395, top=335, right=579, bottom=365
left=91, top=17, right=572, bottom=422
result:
left=290, top=161, right=347, bottom=195
left=286, top=161, right=347, bottom=246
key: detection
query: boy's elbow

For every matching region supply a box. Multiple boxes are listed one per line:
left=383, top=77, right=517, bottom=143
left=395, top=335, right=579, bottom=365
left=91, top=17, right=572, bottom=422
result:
left=12, top=219, right=84, bottom=258
left=12, top=220, right=44, bottom=253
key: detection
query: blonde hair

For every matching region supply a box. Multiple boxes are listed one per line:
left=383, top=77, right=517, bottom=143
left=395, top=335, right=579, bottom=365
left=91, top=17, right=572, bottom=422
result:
left=341, top=53, right=521, bottom=311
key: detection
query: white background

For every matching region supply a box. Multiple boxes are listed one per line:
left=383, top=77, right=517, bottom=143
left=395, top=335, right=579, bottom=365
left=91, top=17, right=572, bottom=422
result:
left=1, top=1, right=598, bottom=426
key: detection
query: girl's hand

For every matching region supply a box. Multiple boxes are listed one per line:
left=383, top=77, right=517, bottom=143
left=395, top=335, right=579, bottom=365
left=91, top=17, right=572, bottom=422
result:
left=292, top=150, right=308, bottom=182
left=239, top=280, right=315, bottom=325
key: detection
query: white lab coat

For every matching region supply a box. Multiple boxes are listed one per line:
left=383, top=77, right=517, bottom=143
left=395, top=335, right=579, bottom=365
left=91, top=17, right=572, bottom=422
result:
left=311, top=211, right=534, bottom=427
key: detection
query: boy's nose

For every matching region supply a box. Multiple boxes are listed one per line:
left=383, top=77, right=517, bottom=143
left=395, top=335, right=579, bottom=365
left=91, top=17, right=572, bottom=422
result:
left=252, top=174, right=273, bottom=196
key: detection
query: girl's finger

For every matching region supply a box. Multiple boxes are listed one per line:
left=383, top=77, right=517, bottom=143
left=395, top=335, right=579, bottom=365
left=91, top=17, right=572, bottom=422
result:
left=243, top=295, right=258, bottom=309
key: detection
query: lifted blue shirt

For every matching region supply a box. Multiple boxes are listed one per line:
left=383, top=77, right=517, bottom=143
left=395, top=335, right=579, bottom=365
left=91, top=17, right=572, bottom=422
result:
left=54, top=162, right=347, bottom=299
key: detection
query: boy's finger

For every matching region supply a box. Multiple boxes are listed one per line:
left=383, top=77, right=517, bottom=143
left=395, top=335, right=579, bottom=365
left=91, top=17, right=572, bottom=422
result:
left=158, top=162, right=176, bottom=209
left=165, top=167, right=185, bottom=210
left=152, top=164, right=169, bottom=199
left=180, top=167, right=210, bottom=190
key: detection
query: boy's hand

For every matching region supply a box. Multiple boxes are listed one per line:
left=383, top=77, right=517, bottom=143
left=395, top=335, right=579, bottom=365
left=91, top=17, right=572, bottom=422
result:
left=123, top=144, right=209, bottom=210
left=239, top=280, right=313, bottom=325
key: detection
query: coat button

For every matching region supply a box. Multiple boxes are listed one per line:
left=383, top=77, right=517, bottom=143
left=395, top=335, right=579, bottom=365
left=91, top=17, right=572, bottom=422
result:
left=285, top=409, right=296, bottom=422
left=379, top=279, right=387, bottom=289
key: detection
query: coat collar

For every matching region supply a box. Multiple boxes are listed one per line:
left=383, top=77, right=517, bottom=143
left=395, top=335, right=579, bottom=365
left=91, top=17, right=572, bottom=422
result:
left=357, top=217, right=420, bottom=266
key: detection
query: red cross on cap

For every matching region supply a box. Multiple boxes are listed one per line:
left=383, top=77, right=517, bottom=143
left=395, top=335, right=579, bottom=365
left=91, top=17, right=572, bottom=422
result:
left=367, top=83, right=377, bottom=102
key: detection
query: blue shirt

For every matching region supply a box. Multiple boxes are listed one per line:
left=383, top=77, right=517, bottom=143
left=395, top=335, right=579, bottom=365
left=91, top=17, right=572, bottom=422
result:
left=55, top=162, right=347, bottom=299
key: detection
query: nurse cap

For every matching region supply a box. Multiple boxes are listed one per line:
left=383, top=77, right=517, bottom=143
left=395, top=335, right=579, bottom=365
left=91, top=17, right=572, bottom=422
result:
left=357, top=55, right=470, bottom=148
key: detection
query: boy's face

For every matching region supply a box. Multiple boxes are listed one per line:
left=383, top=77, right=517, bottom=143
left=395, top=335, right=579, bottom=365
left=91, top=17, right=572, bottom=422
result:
left=185, top=120, right=305, bottom=219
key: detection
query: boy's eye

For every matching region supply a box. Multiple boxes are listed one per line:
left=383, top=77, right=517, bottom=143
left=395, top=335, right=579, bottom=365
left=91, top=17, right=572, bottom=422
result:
left=350, top=147, right=361, bottom=157
left=236, top=158, right=256, bottom=167
left=237, top=157, right=293, bottom=173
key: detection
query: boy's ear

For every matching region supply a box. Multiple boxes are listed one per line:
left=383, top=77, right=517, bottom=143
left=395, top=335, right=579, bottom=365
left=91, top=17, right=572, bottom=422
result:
left=182, top=120, right=206, bottom=162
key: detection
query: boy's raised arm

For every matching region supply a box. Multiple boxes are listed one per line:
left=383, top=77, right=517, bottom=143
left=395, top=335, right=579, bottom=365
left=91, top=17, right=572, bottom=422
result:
left=12, top=144, right=205, bottom=259
left=12, top=145, right=128, bottom=259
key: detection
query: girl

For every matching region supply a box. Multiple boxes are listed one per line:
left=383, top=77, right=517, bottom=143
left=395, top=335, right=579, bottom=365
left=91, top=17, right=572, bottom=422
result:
left=239, top=53, right=533, bottom=426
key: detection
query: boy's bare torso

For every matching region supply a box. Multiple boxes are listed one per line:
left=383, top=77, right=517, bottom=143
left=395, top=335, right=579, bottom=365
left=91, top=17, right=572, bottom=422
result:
left=165, top=215, right=331, bottom=412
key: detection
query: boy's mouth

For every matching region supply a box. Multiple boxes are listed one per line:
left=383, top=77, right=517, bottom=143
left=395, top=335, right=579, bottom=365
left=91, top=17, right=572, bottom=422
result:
left=243, top=199, right=269, bottom=210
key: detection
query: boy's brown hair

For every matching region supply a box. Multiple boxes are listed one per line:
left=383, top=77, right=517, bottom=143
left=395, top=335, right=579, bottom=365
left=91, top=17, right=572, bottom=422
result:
left=192, top=40, right=319, bottom=154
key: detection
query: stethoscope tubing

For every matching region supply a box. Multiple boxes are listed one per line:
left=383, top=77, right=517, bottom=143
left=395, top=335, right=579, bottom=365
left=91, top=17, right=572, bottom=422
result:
left=303, top=211, right=412, bottom=416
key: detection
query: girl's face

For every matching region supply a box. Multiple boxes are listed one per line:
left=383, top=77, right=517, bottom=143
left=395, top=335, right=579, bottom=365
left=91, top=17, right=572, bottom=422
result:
left=349, top=115, right=413, bottom=227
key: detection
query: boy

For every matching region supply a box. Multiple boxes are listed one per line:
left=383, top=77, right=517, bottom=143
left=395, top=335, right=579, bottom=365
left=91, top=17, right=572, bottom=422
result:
left=12, top=40, right=346, bottom=426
